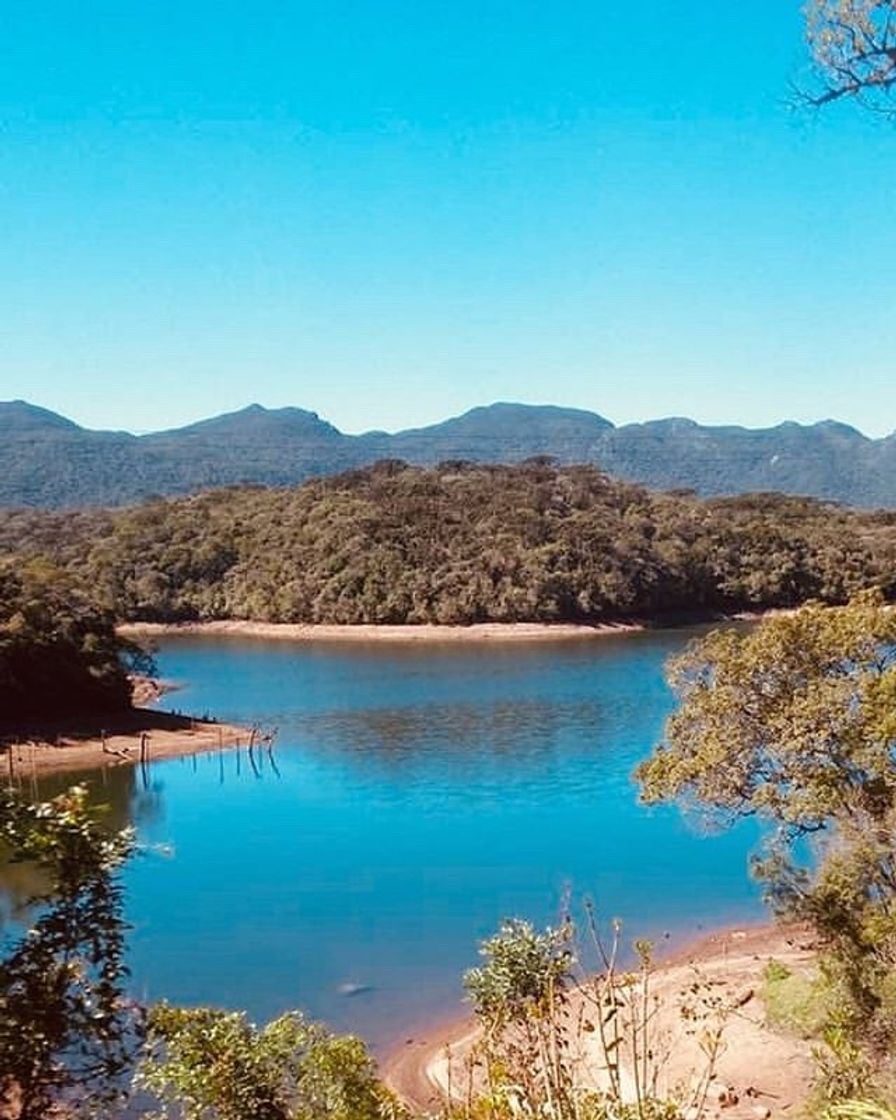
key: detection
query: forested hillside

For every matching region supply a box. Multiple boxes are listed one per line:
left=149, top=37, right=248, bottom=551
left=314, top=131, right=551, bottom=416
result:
left=2, top=461, right=894, bottom=626
left=4, top=399, right=896, bottom=509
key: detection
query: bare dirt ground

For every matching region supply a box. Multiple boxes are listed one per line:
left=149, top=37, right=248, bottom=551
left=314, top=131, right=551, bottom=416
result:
left=1, top=673, right=254, bottom=777
left=119, top=619, right=647, bottom=643
left=0, top=708, right=250, bottom=777
left=384, top=924, right=819, bottom=1118
left=120, top=608, right=807, bottom=647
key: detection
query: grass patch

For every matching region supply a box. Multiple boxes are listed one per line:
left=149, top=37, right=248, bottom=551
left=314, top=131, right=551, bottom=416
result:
left=762, top=958, right=833, bottom=1040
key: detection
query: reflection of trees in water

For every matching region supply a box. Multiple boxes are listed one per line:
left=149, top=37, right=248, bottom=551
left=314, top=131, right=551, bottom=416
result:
left=0, top=765, right=163, bottom=923
left=0, top=744, right=280, bottom=927
left=33, top=765, right=145, bottom=831
left=289, top=697, right=609, bottom=773
left=0, top=853, right=51, bottom=923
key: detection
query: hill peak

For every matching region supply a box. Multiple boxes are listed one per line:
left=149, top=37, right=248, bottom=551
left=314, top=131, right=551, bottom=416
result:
left=404, top=401, right=615, bottom=436
left=147, top=403, right=341, bottom=441
left=465, top=401, right=614, bottom=426
left=0, top=400, right=82, bottom=433
left=811, top=419, right=869, bottom=440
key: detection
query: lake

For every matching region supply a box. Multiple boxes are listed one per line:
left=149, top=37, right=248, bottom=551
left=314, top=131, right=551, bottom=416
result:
left=22, top=629, right=763, bottom=1053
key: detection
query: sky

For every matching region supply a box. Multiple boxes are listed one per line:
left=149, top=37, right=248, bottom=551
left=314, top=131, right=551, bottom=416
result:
left=1, top=1, right=895, bottom=437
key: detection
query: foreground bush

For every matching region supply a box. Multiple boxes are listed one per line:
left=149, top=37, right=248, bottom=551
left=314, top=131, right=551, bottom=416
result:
left=0, top=786, right=137, bottom=1120
left=137, top=1005, right=400, bottom=1120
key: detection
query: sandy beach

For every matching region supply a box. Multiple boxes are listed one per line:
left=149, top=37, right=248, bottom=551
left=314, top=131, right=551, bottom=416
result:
left=383, top=923, right=818, bottom=1117
left=120, top=619, right=649, bottom=643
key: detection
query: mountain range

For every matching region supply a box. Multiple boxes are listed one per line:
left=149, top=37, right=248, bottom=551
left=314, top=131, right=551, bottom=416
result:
left=2, top=398, right=895, bottom=509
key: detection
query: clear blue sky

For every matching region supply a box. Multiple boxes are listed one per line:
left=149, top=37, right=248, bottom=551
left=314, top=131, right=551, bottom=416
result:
left=1, top=1, right=894, bottom=436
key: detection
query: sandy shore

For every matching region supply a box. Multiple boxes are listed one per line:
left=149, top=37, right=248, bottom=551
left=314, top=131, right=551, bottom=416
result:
left=120, top=619, right=649, bottom=643
left=0, top=709, right=252, bottom=777
left=384, top=923, right=818, bottom=1117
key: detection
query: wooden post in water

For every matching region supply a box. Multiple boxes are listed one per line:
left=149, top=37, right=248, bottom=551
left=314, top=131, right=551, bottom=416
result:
left=247, top=725, right=261, bottom=776
left=140, top=732, right=150, bottom=790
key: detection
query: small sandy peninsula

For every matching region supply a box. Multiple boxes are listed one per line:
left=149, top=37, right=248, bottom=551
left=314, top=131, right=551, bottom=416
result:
left=119, top=619, right=647, bottom=643
left=1, top=710, right=250, bottom=778
left=384, top=924, right=818, bottom=1118
left=1, top=678, right=250, bottom=777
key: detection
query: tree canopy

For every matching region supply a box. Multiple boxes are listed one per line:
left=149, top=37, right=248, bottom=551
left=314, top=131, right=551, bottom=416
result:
left=637, top=592, right=896, bottom=1076
left=803, top=0, right=896, bottom=112
left=0, top=560, right=149, bottom=721
left=1, top=462, right=894, bottom=628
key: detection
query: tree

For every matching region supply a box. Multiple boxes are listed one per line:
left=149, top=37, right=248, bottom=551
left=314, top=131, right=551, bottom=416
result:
left=0, top=785, right=137, bottom=1119
left=636, top=592, right=896, bottom=1060
left=0, top=559, right=154, bottom=721
left=137, top=1005, right=398, bottom=1120
left=802, top=1, right=896, bottom=113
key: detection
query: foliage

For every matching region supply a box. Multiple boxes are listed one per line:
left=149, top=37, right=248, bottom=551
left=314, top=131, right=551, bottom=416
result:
left=137, top=1003, right=398, bottom=1120
left=465, top=918, right=575, bottom=1030
left=1, top=461, right=894, bottom=628
left=761, top=959, right=833, bottom=1039
left=825, top=1102, right=896, bottom=1120
left=0, top=558, right=152, bottom=721
left=462, top=919, right=579, bottom=1118
left=0, top=785, right=137, bottom=1120
left=813, top=1021, right=882, bottom=1104
left=803, top=0, right=896, bottom=113
left=637, top=592, right=896, bottom=1092
left=452, top=913, right=719, bottom=1120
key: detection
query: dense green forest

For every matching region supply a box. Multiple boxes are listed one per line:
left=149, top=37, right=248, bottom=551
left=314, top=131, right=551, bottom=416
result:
left=0, top=562, right=142, bottom=720
left=1, top=460, right=894, bottom=626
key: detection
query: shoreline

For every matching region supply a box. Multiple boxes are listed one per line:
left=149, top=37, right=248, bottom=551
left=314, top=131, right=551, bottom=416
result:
left=121, top=618, right=673, bottom=644
left=383, top=922, right=818, bottom=1115
left=118, top=609, right=794, bottom=646
left=1, top=708, right=252, bottom=777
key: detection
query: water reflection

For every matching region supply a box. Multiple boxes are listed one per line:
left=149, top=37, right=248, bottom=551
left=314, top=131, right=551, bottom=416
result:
left=293, top=697, right=605, bottom=766
left=0, top=767, right=143, bottom=925
left=32, top=765, right=159, bottom=832
left=1, top=630, right=764, bottom=1053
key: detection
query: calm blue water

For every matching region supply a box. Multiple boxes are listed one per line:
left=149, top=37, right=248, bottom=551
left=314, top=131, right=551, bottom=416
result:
left=28, top=631, right=763, bottom=1052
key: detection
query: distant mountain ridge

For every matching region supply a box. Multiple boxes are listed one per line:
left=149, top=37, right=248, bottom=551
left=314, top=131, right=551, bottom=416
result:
left=2, top=398, right=894, bottom=509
